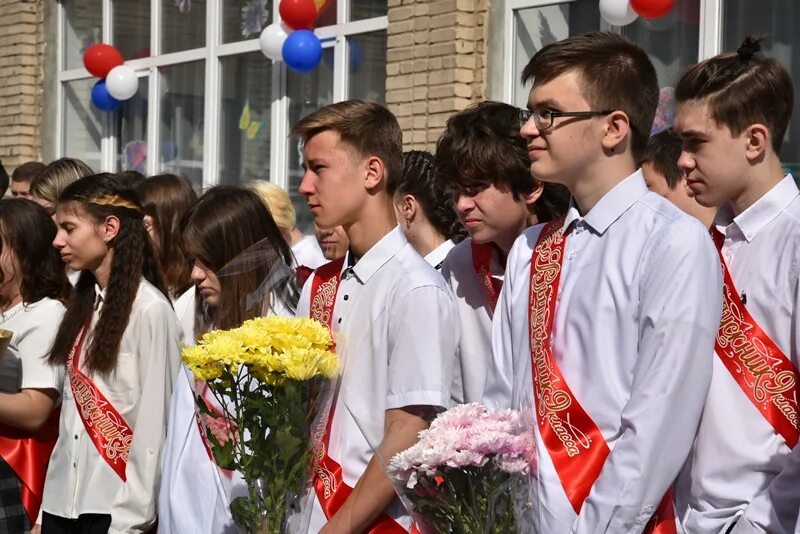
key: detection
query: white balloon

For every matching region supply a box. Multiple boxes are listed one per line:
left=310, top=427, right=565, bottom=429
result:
left=599, top=0, right=638, bottom=26
left=260, top=23, right=291, bottom=61
left=105, top=65, right=139, bottom=100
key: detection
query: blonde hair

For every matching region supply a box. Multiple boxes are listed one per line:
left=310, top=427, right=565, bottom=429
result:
left=30, top=157, right=93, bottom=203
left=248, top=181, right=296, bottom=231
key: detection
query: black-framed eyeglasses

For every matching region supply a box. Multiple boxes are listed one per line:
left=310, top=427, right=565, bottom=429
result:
left=519, top=108, right=613, bottom=131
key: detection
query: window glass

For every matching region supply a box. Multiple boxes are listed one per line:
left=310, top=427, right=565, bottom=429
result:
left=64, top=0, right=102, bottom=70
left=112, top=0, right=151, bottom=59
left=162, top=0, right=206, bottom=53
left=351, top=0, right=386, bottom=22
left=219, top=53, right=272, bottom=185
left=159, top=61, right=205, bottom=189
left=347, top=31, right=387, bottom=102
left=723, top=0, right=800, bottom=175
left=222, top=0, right=272, bottom=43
left=287, top=61, right=334, bottom=233
left=621, top=0, right=700, bottom=87
left=63, top=78, right=103, bottom=171
left=511, top=0, right=600, bottom=108
left=116, top=76, right=149, bottom=173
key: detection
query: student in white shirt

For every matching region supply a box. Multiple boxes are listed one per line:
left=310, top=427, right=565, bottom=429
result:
left=0, top=200, right=71, bottom=533
left=41, top=173, right=182, bottom=534
left=158, top=186, right=299, bottom=534
left=250, top=180, right=327, bottom=271
left=483, top=32, right=722, bottom=533
left=292, top=100, right=458, bottom=533
left=672, top=36, right=799, bottom=534
left=434, top=101, right=569, bottom=404
left=389, top=150, right=465, bottom=270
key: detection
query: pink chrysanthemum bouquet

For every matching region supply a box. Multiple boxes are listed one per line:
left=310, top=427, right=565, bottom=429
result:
left=388, top=403, right=537, bottom=534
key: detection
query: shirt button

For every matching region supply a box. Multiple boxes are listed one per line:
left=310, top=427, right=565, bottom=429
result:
left=74, top=434, right=78, bottom=440
left=343, top=295, right=349, bottom=301
left=72, top=462, right=77, bottom=468
left=337, top=318, right=342, bottom=324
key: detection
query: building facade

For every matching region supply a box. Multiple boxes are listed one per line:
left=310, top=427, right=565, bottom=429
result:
left=1, top=0, right=797, bottom=230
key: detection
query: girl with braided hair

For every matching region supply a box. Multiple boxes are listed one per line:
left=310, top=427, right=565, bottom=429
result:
left=41, top=173, right=181, bottom=534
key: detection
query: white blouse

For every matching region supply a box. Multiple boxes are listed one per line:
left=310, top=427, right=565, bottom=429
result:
left=0, top=298, right=65, bottom=394
left=42, top=279, right=182, bottom=534
left=291, top=235, right=326, bottom=270
left=158, top=293, right=293, bottom=534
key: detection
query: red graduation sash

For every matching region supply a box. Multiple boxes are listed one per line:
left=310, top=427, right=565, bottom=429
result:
left=471, top=242, right=503, bottom=314
left=529, top=219, right=675, bottom=533
left=309, top=259, right=412, bottom=533
left=68, top=326, right=133, bottom=481
left=0, top=409, right=59, bottom=524
left=711, top=229, right=799, bottom=447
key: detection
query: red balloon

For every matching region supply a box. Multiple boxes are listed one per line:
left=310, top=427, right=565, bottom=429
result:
left=83, top=44, right=124, bottom=78
left=631, top=0, right=675, bottom=19
left=279, top=0, right=318, bottom=30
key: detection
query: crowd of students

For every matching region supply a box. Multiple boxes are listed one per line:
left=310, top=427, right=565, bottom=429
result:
left=0, top=30, right=795, bottom=534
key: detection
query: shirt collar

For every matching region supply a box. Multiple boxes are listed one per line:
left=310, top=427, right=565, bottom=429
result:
left=714, top=174, right=799, bottom=243
left=94, top=284, right=106, bottom=309
left=342, top=226, right=406, bottom=284
left=562, top=169, right=649, bottom=236
left=424, top=239, right=455, bottom=270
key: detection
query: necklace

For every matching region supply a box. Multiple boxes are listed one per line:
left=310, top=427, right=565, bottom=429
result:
left=0, top=302, right=25, bottom=324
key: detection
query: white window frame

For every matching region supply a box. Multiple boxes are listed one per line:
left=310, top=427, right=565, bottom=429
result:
left=55, top=0, right=388, bottom=190
left=502, top=0, right=724, bottom=104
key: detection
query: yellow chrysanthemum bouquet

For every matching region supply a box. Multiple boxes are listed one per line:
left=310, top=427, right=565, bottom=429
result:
left=183, top=315, right=338, bottom=534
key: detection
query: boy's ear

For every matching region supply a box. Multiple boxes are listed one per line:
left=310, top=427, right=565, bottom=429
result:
left=364, top=156, right=386, bottom=191
left=523, top=181, right=544, bottom=207
left=743, top=123, right=770, bottom=162
left=601, top=110, right=632, bottom=154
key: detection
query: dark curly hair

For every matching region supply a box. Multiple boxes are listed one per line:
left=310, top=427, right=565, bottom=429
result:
left=181, top=186, right=299, bottom=331
left=0, top=199, right=71, bottom=307
left=135, top=174, right=197, bottom=299
left=390, top=150, right=466, bottom=243
left=48, top=173, right=167, bottom=375
left=434, top=101, right=569, bottom=223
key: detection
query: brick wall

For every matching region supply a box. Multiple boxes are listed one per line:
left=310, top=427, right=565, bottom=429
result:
left=386, top=0, right=490, bottom=151
left=0, top=0, right=44, bottom=170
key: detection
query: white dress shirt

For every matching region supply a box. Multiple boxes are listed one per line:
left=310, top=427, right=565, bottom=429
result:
left=0, top=298, right=65, bottom=394
left=172, top=287, right=196, bottom=348
left=292, top=235, right=327, bottom=270
left=295, top=227, right=458, bottom=533
left=676, top=174, right=800, bottom=534
left=440, top=238, right=504, bottom=405
left=484, top=170, right=722, bottom=533
left=158, top=294, right=293, bottom=534
left=423, top=239, right=455, bottom=270
left=42, top=280, right=182, bottom=534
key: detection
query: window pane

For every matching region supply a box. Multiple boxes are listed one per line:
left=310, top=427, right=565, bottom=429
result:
left=347, top=31, right=387, bottom=103
left=287, top=61, right=334, bottom=233
left=64, top=0, right=102, bottom=70
left=113, top=0, right=151, bottom=60
left=222, top=0, right=273, bottom=43
left=162, top=0, right=206, bottom=53
left=160, top=61, right=205, bottom=189
left=63, top=78, right=103, bottom=171
left=351, top=0, right=386, bottom=22
left=316, top=0, right=337, bottom=27
left=511, top=1, right=600, bottom=108
left=621, top=0, right=700, bottom=87
left=219, top=53, right=272, bottom=185
left=116, top=77, right=149, bottom=173
left=723, top=0, right=800, bottom=175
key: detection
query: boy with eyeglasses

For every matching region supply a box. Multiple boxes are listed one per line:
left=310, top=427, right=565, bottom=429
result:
left=483, top=32, right=722, bottom=532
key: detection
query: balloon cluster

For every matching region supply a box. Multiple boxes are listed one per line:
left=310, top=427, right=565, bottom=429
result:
left=84, top=44, right=139, bottom=112
left=259, top=0, right=331, bottom=73
left=599, top=0, right=675, bottom=26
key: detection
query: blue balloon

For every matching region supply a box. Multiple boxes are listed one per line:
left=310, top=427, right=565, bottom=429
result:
left=91, top=80, right=122, bottom=112
left=282, top=30, right=323, bottom=73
